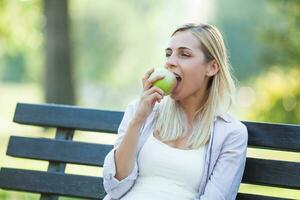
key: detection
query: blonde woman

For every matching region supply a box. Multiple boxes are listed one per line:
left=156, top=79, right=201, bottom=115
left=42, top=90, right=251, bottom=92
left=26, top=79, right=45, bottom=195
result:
left=102, top=23, right=248, bottom=200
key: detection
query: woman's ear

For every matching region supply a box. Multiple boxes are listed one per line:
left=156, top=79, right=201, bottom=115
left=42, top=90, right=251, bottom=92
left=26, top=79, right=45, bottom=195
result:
left=206, top=60, right=219, bottom=77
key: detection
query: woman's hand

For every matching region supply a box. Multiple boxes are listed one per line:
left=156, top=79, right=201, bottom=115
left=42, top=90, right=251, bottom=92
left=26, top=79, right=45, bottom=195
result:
left=133, top=68, right=165, bottom=123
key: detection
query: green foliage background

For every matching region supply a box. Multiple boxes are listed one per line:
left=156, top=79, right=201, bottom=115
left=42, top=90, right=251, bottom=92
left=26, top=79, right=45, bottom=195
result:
left=0, top=0, right=299, bottom=199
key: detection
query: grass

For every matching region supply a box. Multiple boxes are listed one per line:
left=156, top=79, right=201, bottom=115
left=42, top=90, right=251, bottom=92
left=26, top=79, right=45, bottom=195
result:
left=0, top=83, right=300, bottom=199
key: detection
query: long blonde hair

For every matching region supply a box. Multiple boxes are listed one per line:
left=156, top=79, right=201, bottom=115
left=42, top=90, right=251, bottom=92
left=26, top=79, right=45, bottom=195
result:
left=154, top=23, right=236, bottom=149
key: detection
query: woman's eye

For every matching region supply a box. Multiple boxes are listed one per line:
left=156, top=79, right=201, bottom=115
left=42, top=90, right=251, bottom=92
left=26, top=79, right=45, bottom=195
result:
left=165, top=52, right=190, bottom=57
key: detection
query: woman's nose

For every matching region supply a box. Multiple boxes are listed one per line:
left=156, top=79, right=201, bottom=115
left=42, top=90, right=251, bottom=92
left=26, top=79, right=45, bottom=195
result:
left=165, top=55, right=177, bottom=69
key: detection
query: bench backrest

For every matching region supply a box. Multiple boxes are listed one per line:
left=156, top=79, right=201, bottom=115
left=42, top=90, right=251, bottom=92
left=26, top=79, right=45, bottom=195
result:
left=0, top=103, right=299, bottom=200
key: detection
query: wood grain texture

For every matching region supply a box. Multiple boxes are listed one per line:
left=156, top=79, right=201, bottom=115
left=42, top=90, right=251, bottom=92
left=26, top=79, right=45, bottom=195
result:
left=7, top=136, right=113, bottom=166
left=13, top=103, right=123, bottom=133
left=0, top=168, right=105, bottom=199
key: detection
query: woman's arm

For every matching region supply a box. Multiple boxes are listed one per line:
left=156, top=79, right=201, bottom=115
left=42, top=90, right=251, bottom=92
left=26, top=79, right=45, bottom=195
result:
left=103, top=68, right=165, bottom=199
left=200, top=123, right=248, bottom=200
left=102, top=101, right=142, bottom=199
left=114, top=117, right=144, bottom=180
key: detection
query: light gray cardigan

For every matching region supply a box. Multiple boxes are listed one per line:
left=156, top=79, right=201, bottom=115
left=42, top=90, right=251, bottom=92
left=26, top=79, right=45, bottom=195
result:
left=102, top=100, right=248, bottom=200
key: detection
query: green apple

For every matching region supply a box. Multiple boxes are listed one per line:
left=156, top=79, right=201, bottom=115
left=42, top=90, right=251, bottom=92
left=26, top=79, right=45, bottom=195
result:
left=149, top=67, right=176, bottom=95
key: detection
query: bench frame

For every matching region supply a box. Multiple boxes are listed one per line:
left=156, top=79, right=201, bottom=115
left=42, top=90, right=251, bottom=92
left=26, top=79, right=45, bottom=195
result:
left=0, top=103, right=299, bottom=200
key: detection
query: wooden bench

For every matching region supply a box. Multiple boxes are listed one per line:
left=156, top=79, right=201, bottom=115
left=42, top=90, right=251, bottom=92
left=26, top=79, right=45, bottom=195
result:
left=0, top=103, right=299, bottom=200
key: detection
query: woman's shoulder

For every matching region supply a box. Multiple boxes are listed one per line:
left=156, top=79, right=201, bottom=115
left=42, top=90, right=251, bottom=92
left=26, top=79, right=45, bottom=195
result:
left=216, top=112, right=248, bottom=139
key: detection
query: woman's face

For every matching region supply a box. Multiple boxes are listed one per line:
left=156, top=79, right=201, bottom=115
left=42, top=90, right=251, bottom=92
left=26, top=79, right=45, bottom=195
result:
left=165, top=30, right=218, bottom=102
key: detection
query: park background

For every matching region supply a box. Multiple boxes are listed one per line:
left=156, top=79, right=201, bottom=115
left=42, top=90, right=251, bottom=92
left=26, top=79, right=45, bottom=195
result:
left=0, top=0, right=299, bottom=199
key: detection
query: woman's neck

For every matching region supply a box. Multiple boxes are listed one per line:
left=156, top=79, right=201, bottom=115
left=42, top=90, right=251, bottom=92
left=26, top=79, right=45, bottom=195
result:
left=178, top=91, right=208, bottom=124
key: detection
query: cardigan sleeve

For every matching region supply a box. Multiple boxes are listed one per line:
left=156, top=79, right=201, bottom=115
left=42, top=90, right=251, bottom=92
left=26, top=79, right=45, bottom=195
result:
left=102, top=101, right=140, bottom=199
left=200, top=123, right=248, bottom=200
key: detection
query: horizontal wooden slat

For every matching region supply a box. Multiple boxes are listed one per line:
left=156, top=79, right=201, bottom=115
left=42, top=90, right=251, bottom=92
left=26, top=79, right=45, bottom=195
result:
left=243, top=121, right=300, bottom=152
left=7, top=136, right=113, bottom=166
left=236, top=193, right=293, bottom=200
left=242, top=158, right=300, bottom=189
left=13, top=103, right=124, bottom=133
left=0, top=168, right=106, bottom=199
left=14, top=103, right=300, bottom=151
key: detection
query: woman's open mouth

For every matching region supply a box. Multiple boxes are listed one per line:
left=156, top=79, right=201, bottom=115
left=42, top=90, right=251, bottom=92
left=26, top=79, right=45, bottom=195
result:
left=172, top=72, right=182, bottom=92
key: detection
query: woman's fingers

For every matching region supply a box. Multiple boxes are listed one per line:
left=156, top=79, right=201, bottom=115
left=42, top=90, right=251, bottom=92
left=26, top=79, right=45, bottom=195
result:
left=142, top=68, right=154, bottom=82
left=145, top=68, right=155, bottom=78
left=140, top=68, right=165, bottom=107
left=143, top=75, right=165, bottom=91
left=135, top=68, right=165, bottom=122
left=140, top=86, right=164, bottom=106
left=144, top=86, right=164, bottom=97
left=147, top=92, right=164, bottom=105
left=142, top=68, right=154, bottom=89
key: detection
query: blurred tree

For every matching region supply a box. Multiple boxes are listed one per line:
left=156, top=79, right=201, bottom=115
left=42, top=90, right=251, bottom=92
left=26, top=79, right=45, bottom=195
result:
left=0, top=0, right=43, bottom=83
left=71, top=0, right=164, bottom=85
left=214, top=0, right=269, bottom=81
left=2, top=53, right=26, bottom=82
left=241, top=0, right=300, bottom=124
left=243, top=67, right=300, bottom=123
left=258, top=0, right=300, bottom=68
left=44, top=0, right=75, bottom=105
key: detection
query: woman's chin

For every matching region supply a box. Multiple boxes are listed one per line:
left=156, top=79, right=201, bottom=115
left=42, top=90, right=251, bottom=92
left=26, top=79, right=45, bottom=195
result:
left=170, top=83, right=184, bottom=100
left=170, top=92, right=180, bottom=101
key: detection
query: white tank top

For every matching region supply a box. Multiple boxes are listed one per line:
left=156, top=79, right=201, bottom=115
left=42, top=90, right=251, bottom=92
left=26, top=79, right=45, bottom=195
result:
left=120, top=132, right=206, bottom=200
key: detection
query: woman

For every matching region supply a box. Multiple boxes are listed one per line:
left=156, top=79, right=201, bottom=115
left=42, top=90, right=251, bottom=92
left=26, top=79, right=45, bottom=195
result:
left=102, top=23, right=248, bottom=200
